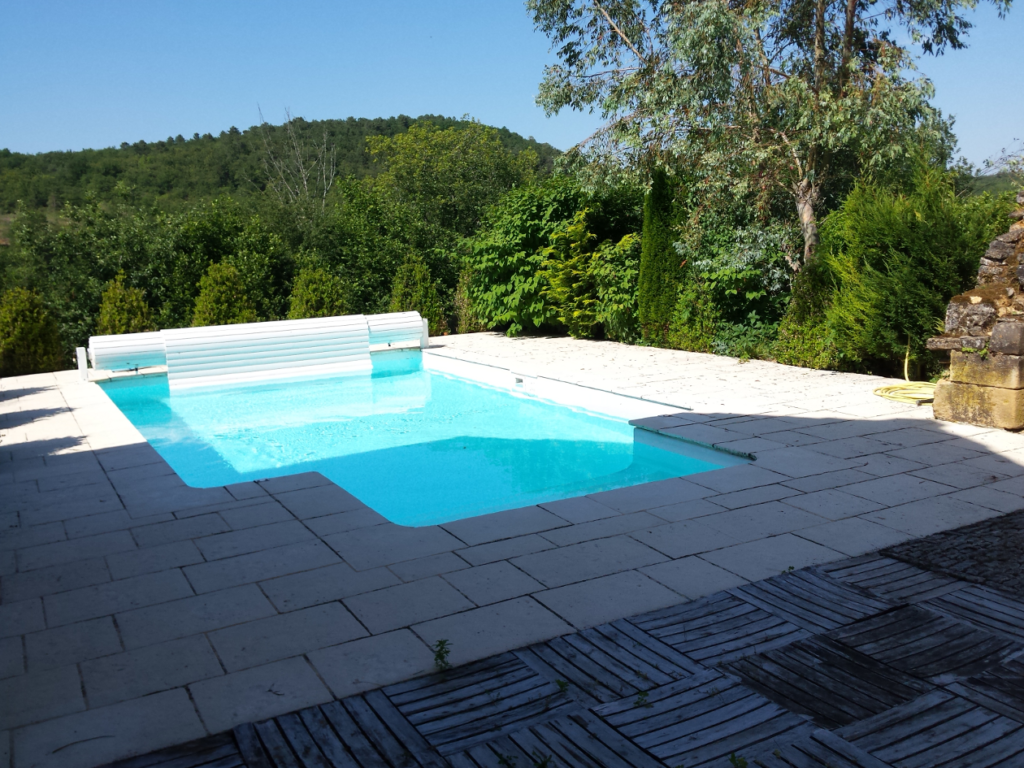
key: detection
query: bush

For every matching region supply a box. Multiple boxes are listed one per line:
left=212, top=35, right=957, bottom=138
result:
left=96, top=272, right=154, bottom=335
left=668, top=282, right=718, bottom=353
left=638, top=168, right=679, bottom=344
left=389, top=252, right=448, bottom=335
left=541, top=209, right=642, bottom=341
left=670, top=220, right=796, bottom=358
left=191, top=263, right=259, bottom=327
left=288, top=267, right=349, bottom=319
left=821, top=164, right=1011, bottom=374
left=0, top=288, right=64, bottom=376
left=464, top=178, right=581, bottom=335
left=454, top=269, right=486, bottom=334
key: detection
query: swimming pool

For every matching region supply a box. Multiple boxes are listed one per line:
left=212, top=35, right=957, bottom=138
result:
left=99, top=351, right=747, bottom=526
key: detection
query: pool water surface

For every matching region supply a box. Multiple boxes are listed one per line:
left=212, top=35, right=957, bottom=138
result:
left=99, top=353, right=746, bottom=525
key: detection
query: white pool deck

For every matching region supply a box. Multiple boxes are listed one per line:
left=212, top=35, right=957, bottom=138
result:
left=3, top=332, right=1024, bottom=768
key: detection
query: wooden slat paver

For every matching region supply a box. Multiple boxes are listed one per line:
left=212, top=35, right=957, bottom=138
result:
left=826, top=605, right=1022, bottom=684
left=946, top=658, right=1024, bottom=724
left=750, top=729, right=894, bottom=768
left=111, top=734, right=244, bottom=768
left=628, top=592, right=810, bottom=666
left=383, top=651, right=576, bottom=755
left=446, top=710, right=664, bottom=768
left=724, top=636, right=934, bottom=729
left=731, top=569, right=892, bottom=633
left=924, top=584, right=1024, bottom=643
left=594, top=668, right=813, bottom=767
left=836, top=689, right=1024, bottom=767
left=515, top=618, right=703, bottom=706
left=820, top=556, right=964, bottom=604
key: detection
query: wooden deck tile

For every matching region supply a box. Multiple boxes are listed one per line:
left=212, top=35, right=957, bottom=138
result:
left=750, top=729, right=894, bottom=768
left=628, top=592, right=811, bottom=666
left=514, top=618, right=703, bottom=706
left=234, top=693, right=448, bottom=768
left=924, top=584, right=1024, bottom=643
left=836, top=689, right=1024, bottom=767
left=594, top=668, right=813, bottom=767
left=730, top=569, right=892, bottom=633
left=383, top=652, right=576, bottom=755
left=724, top=636, right=934, bottom=729
left=826, top=605, right=1023, bottom=684
left=820, top=556, right=964, bottom=604
left=445, top=710, right=663, bottom=768
left=108, top=734, right=244, bottom=768
left=946, top=658, right=1024, bottom=724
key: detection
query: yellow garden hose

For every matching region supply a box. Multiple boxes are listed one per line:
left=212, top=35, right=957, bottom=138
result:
left=872, top=337, right=936, bottom=404
left=873, top=381, right=937, bottom=405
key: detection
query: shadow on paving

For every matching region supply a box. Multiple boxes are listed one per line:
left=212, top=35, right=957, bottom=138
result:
left=95, top=549, right=1024, bottom=768
left=883, top=509, right=1024, bottom=598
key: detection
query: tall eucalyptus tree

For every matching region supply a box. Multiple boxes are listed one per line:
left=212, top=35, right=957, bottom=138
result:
left=528, top=0, right=1011, bottom=264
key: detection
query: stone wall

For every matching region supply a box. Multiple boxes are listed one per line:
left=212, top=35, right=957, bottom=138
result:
left=928, top=190, right=1024, bottom=429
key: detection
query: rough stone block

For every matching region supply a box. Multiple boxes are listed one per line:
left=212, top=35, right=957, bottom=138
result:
left=989, top=321, right=1024, bottom=355
left=950, top=351, right=1024, bottom=389
left=933, top=379, right=1024, bottom=430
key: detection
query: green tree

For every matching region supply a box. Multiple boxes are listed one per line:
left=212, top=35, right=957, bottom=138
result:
left=542, top=209, right=643, bottom=341
left=191, top=263, right=259, bottom=327
left=638, top=169, right=677, bottom=343
left=389, top=253, right=448, bottom=335
left=288, top=267, right=349, bottom=319
left=368, top=121, right=539, bottom=264
left=464, top=178, right=583, bottom=335
left=224, top=215, right=292, bottom=321
left=528, top=0, right=1004, bottom=264
left=96, top=272, right=154, bottom=335
left=0, top=288, right=64, bottom=376
left=822, top=163, right=1011, bottom=373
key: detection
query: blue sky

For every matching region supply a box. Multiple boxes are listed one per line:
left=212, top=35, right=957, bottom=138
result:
left=0, top=0, right=1019, bottom=168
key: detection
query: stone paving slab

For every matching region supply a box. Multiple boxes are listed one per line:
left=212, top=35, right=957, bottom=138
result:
left=4, top=333, right=1024, bottom=767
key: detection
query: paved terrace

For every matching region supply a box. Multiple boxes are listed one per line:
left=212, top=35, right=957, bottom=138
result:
left=2, top=332, right=1024, bottom=768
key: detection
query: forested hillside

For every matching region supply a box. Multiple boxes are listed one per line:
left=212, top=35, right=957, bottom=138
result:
left=0, top=115, right=559, bottom=212
left=1, top=0, right=1019, bottom=383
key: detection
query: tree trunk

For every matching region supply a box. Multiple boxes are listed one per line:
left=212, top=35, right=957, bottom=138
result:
left=813, top=0, right=827, bottom=93
left=795, top=179, right=820, bottom=266
left=840, top=0, right=858, bottom=89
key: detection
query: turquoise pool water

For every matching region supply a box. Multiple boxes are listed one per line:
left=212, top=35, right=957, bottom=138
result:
left=99, top=353, right=745, bottom=526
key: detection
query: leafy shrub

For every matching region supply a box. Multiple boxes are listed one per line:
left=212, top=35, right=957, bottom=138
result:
left=541, top=209, right=642, bottom=341
left=668, top=282, right=718, bottom=353
left=639, top=168, right=679, bottom=344
left=191, top=263, right=259, bottom=327
left=288, top=267, right=349, bottom=319
left=770, top=261, right=841, bottom=369
left=670, top=221, right=797, bottom=358
left=224, top=216, right=292, bottom=321
left=96, top=272, right=153, bottom=335
left=592, top=233, right=641, bottom=343
left=821, top=164, right=1011, bottom=374
left=464, top=177, right=582, bottom=335
left=389, top=252, right=448, bottom=335
left=541, top=211, right=601, bottom=339
left=0, top=288, right=64, bottom=376
left=454, top=269, right=486, bottom=334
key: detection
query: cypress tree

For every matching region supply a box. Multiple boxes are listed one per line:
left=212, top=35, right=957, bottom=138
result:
left=191, top=263, right=259, bottom=327
left=638, top=168, right=677, bottom=344
left=96, top=272, right=154, bottom=335
left=389, top=252, right=448, bottom=335
left=288, top=267, right=349, bottom=319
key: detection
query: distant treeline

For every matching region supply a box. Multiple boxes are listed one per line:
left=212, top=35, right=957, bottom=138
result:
left=0, top=115, right=560, bottom=213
